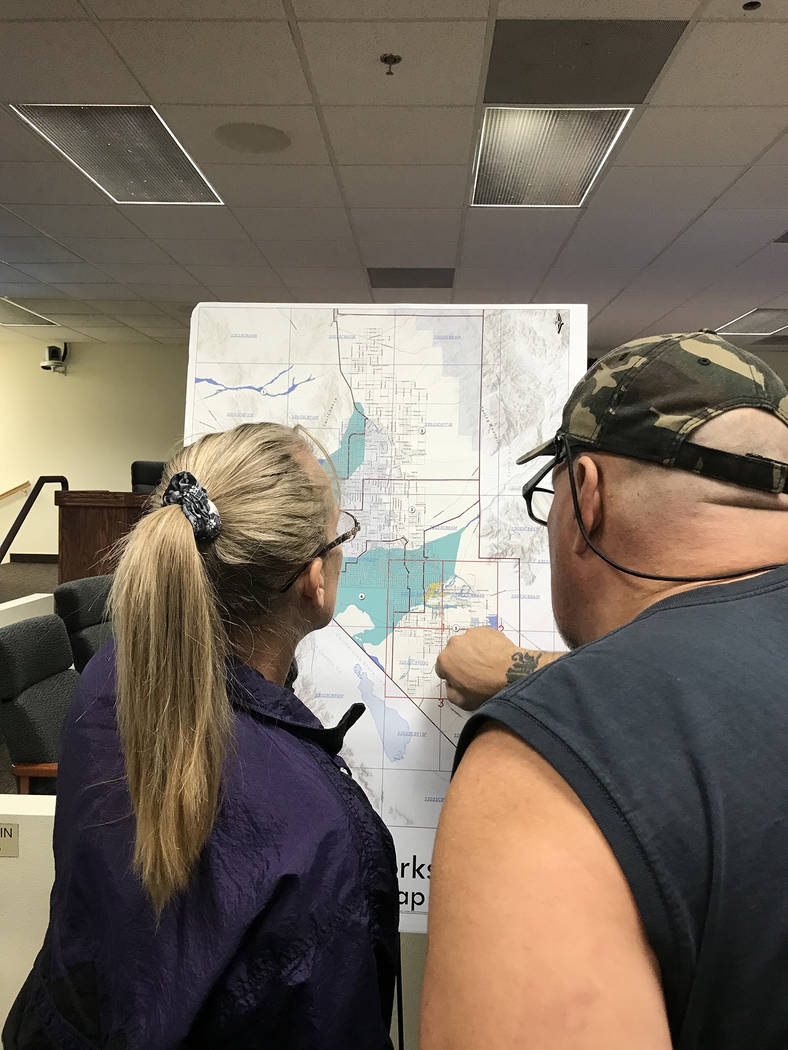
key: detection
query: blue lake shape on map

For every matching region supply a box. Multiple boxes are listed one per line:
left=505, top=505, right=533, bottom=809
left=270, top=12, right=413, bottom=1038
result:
left=354, top=663, right=411, bottom=762
left=328, top=402, right=366, bottom=480
left=336, top=524, right=467, bottom=651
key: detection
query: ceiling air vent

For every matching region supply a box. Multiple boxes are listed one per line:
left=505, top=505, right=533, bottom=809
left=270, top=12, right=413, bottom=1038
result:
left=9, top=104, right=222, bottom=205
left=718, top=309, right=788, bottom=337
left=0, top=298, right=56, bottom=326
left=473, top=107, right=632, bottom=208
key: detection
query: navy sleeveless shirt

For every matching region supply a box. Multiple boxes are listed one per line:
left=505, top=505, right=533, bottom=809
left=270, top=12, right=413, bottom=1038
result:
left=456, top=566, right=788, bottom=1050
left=5, top=646, right=399, bottom=1050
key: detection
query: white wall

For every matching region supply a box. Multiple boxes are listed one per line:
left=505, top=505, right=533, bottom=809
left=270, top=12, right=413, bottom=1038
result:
left=0, top=795, right=56, bottom=1027
left=0, top=339, right=188, bottom=559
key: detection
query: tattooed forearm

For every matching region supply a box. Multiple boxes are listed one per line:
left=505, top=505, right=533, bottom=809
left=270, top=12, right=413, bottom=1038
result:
left=505, top=649, right=542, bottom=686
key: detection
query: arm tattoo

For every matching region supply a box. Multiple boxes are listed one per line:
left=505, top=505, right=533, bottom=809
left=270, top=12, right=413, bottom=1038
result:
left=505, top=649, right=541, bottom=686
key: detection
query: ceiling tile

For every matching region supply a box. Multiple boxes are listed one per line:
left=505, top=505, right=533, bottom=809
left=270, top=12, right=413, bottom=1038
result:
left=126, top=284, right=212, bottom=301
left=0, top=0, right=85, bottom=14
left=652, top=24, right=788, bottom=105
left=122, top=324, right=190, bottom=338
left=158, top=105, right=330, bottom=166
left=11, top=205, right=145, bottom=239
left=0, top=23, right=147, bottom=103
left=462, top=208, right=577, bottom=268
left=757, top=132, right=788, bottom=166
left=301, top=22, right=486, bottom=106
left=498, top=0, right=698, bottom=14
left=291, top=289, right=372, bottom=303
left=15, top=262, right=114, bottom=283
left=350, top=208, right=462, bottom=242
left=78, top=327, right=152, bottom=342
left=0, top=284, right=63, bottom=302
left=615, top=107, right=788, bottom=167
left=714, top=167, right=788, bottom=208
left=0, top=260, right=36, bottom=280
left=102, top=22, right=310, bottom=105
left=109, top=313, right=183, bottom=327
left=452, top=289, right=533, bottom=303
left=453, top=268, right=542, bottom=295
left=277, top=267, right=369, bottom=291
left=588, top=165, right=742, bottom=211
left=340, top=166, right=469, bottom=208
left=701, top=0, right=788, bottom=19
left=204, top=286, right=291, bottom=301
left=359, top=241, right=458, bottom=268
left=372, top=289, right=455, bottom=303
left=86, top=0, right=284, bottom=16
left=257, top=241, right=361, bottom=267
left=86, top=300, right=166, bottom=314
left=54, top=284, right=141, bottom=299
left=464, top=208, right=578, bottom=241
left=46, top=313, right=136, bottom=328
left=62, top=238, right=174, bottom=264
left=293, top=0, right=487, bottom=15
left=0, top=163, right=106, bottom=205
left=116, top=206, right=249, bottom=240
left=0, top=211, right=38, bottom=237
left=323, top=107, right=476, bottom=165
left=538, top=207, right=698, bottom=302
left=235, top=207, right=352, bottom=241
left=202, top=166, right=342, bottom=206
left=154, top=238, right=267, bottom=265
left=0, top=109, right=61, bottom=162
left=0, top=238, right=81, bottom=264
left=17, top=298, right=91, bottom=314
left=184, top=264, right=285, bottom=287
left=97, top=262, right=202, bottom=285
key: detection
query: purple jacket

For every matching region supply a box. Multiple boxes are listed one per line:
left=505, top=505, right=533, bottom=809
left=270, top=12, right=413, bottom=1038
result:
left=4, top=644, right=399, bottom=1050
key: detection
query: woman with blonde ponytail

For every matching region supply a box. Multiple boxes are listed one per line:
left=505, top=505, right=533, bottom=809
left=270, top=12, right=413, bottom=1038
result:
left=5, top=423, right=400, bottom=1050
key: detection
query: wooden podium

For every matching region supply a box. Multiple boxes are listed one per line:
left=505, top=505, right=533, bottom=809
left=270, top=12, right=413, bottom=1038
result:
left=55, top=492, right=149, bottom=584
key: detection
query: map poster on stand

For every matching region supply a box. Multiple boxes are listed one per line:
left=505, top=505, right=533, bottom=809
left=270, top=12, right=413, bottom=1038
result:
left=185, top=302, right=587, bottom=934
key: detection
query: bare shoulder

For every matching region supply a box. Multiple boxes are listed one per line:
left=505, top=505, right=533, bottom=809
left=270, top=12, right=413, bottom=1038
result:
left=421, top=723, right=672, bottom=1050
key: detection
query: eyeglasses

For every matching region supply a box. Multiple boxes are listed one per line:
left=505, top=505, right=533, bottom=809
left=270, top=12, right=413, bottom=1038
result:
left=279, top=510, right=360, bottom=592
left=522, top=444, right=567, bottom=526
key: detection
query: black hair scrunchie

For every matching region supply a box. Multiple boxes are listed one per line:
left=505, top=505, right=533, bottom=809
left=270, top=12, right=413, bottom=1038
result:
left=162, top=470, right=222, bottom=542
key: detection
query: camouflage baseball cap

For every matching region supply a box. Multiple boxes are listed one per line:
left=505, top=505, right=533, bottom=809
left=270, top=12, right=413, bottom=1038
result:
left=517, top=332, right=788, bottom=495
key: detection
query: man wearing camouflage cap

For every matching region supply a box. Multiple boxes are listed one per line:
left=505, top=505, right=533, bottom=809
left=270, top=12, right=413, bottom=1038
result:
left=421, top=333, right=788, bottom=1050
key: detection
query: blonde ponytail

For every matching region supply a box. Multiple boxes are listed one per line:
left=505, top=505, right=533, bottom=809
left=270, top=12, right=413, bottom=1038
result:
left=109, top=422, right=338, bottom=912
left=109, top=504, right=231, bottom=914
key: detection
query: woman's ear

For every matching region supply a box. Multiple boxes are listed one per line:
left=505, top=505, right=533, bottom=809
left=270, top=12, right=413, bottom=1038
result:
left=571, top=455, right=603, bottom=556
left=301, top=557, right=326, bottom=611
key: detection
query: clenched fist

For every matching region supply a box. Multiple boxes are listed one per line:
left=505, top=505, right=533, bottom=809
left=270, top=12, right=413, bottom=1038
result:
left=435, top=626, right=560, bottom=712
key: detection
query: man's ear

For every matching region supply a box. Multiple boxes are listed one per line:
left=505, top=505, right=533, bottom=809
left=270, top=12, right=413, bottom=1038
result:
left=301, top=557, right=326, bottom=611
left=571, top=455, right=603, bottom=556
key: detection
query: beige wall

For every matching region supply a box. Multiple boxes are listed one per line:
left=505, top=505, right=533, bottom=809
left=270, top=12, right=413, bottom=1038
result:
left=0, top=339, right=188, bottom=559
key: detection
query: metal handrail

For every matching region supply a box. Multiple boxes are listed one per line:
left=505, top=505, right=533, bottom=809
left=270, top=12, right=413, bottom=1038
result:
left=0, top=475, right=69, bottom=565
left=0, top=481, right=31, bottom=502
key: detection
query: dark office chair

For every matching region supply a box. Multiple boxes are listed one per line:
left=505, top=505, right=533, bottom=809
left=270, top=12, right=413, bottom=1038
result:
left=131, top=460, right=166, bottom=494
left=54, top=574, right=113, bottom=673
left=0, top=615, right=78, bottom=794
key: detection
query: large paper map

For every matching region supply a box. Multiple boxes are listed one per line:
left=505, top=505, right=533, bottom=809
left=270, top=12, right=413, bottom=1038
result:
left=185, top=302, right=586, bottom=933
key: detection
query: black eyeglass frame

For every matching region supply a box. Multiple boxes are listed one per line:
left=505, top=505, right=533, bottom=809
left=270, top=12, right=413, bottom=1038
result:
left=522, top=443, right=566, bottom=527
left=278, top=510, right=361, bottom=593
left=520, top=431, right=785, bottom=584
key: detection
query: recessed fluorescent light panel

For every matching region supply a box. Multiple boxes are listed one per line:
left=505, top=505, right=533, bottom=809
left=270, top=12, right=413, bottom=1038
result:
left=473, top=107, right=632, bottom=208
left=9, top=104, right=222, bottom=206
left=0, top=298, right=56, bottom=326
left=718, top=309, right=788, bottom=337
